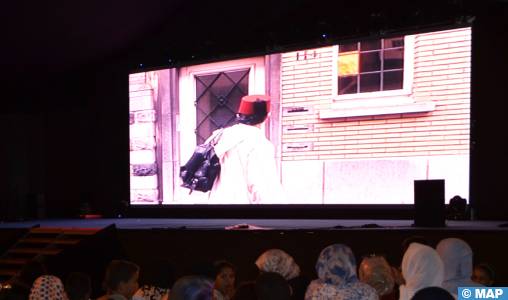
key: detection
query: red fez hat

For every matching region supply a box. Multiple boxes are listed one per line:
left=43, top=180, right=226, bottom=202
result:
left=237, top=95, right=271, bottom=115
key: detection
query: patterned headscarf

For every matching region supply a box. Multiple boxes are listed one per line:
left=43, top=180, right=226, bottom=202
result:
left=305, top=244, right=378, bottom=300
left=255, top=249, right=301, bottom=280
left=29, top=275, right=68, bottom=300
left=399, top=243, right=444, bottom=300
left=436, top=238, right=483, bottom=296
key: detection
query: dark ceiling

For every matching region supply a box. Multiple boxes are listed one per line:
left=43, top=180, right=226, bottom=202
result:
left=2, top=1, right=485, bottom=78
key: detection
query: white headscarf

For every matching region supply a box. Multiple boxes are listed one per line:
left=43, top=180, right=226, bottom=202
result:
left=399, top=243, right=444, bottom=300
left=436, top=238, right=483, bottom=296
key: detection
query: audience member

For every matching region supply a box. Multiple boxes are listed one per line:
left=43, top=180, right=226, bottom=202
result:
left=169, top=276, right=213, bottom=300
left=255, top=272, right=290, bottom=300
left=411, top=287, right=454, bottom=300
left=399, top=243, right=444, bottom=300
left=255, top=249, right=308, bottom=299
left=436, top=238, right=483, bottom=297
left=359, top=255, right=396, bottom=300
left=472, top=263, right=495, bottom=286
left=98, top=260, right=140, bottom=300
left=212, top=261, right=236, bottom=300
left=304, top=244, right=378, bottom=300
left=29, top=275, right=68, bottom=300
left=65, top=272, right=91, bottom=300
left=255, top=249, right=300, bottom=281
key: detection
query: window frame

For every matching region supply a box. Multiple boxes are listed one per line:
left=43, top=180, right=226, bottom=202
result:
left=331, top=35, right=415, bottom=106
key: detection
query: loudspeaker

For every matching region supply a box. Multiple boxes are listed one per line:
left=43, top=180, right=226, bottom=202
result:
left=414, top=179, right=446, bottom=227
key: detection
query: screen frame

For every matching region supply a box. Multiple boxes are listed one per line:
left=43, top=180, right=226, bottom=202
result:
left=127, top=23, right=475, bottom=220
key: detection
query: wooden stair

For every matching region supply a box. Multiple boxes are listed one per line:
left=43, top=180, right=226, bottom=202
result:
left=0, top=225, right=106, bottom=285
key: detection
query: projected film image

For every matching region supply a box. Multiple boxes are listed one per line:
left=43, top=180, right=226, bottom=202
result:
left=129, top=27, right=471, bottom=205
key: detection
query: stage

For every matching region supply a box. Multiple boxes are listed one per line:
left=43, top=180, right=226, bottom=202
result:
left=1, top=218, right=507, bottom=230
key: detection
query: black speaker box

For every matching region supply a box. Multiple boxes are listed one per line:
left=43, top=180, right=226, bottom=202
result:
left=414, top=179, right=446, bottom=227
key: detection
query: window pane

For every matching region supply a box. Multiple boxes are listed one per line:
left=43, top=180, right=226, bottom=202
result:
left=383, top=70, right=403, bottom=90
left=338, top=76, right=357, bottom=95
left=338, top=51, right=359, bottom=76
left=339, top=43, right=358, bottom=53
left=360, top=51, right=381, bottom=72
left=384, top=48, right=404, bottom=70
left=360, top=73, right=380, bottom=92
left=384, top=37, right=404, bottom=49
left=361, top=39, right=381, bottom=51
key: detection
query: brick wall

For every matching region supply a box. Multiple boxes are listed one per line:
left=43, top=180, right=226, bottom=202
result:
left=281, top=27, right=471, bottom=161
left=129, top=72, right=159, bottom=203
left=279, top=28, right=471, bottom=204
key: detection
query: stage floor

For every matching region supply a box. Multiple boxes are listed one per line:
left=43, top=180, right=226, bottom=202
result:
left=1, top=218, right=507, bottom=230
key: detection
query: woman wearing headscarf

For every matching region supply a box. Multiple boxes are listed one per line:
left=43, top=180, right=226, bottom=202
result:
left=29, top=275, right=69, bottom=300
left=399, top=243, right=444, bottom=300
left=255, top=249, right=308, bottom=300
left=436, top=238, right=483, bottom=297
left=304, top=244, right=378, bottom=300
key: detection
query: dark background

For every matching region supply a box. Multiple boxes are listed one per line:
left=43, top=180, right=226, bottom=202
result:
left=1, top=0, right=507, bottom=220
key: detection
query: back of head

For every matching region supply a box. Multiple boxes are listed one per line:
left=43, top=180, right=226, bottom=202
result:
left=358, top=255, right=395, bottom=296
left=29, top=275, right=67, bottom=300
left=411, top=287, right=454, bottom=300
left=213, top=260, right=236, bottom=279
left=255, top=272, right=290, bottom=300
left=236, top=95, right=270, bottom=126
left=401, top=243, right=444, bottom=298
left=255, top=249, right=300, bottom=281
left=315, top=244, right=358, bottom=286
left=435, top=238, right=473, bottom=282
left=103, top=260, right=139, bottom=291
left=170, top=276, right=213, bottom=300
left=65, top=272, right=91, bottom=300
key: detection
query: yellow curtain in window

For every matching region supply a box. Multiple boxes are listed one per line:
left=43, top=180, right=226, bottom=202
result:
left=338, top=51, right=359, bottom=76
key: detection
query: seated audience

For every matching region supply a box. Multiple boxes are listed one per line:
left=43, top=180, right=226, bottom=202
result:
left=255, top=249, right=308, bottom=299
left=358, top=255, right=396, bottom=300
left=411, top=287, right=454, bottom=300
left=436, top=238, right=483, bottom=297
left=399, top=243, right=444, bottom=300
left=0, top=260, right=47, bottom=300
left=255, top=272, right=291, bottom=300
left=212, top=260, right=236, bottom=300
left=29, top=275, right=68, bottom=300
left=98, top=260, right=140, bottom=300
left=169, top=276, right=213, bottom=300
left=304, top=244, right=378, bottom=300
left=472, top=263, right=495, bottom=286
left=65, top=272, right=91, bottom=300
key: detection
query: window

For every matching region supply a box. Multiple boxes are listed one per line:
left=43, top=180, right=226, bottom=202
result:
left=337, top=37, right=404, bottom=95
left=321, top=35, right=434, bottom=119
